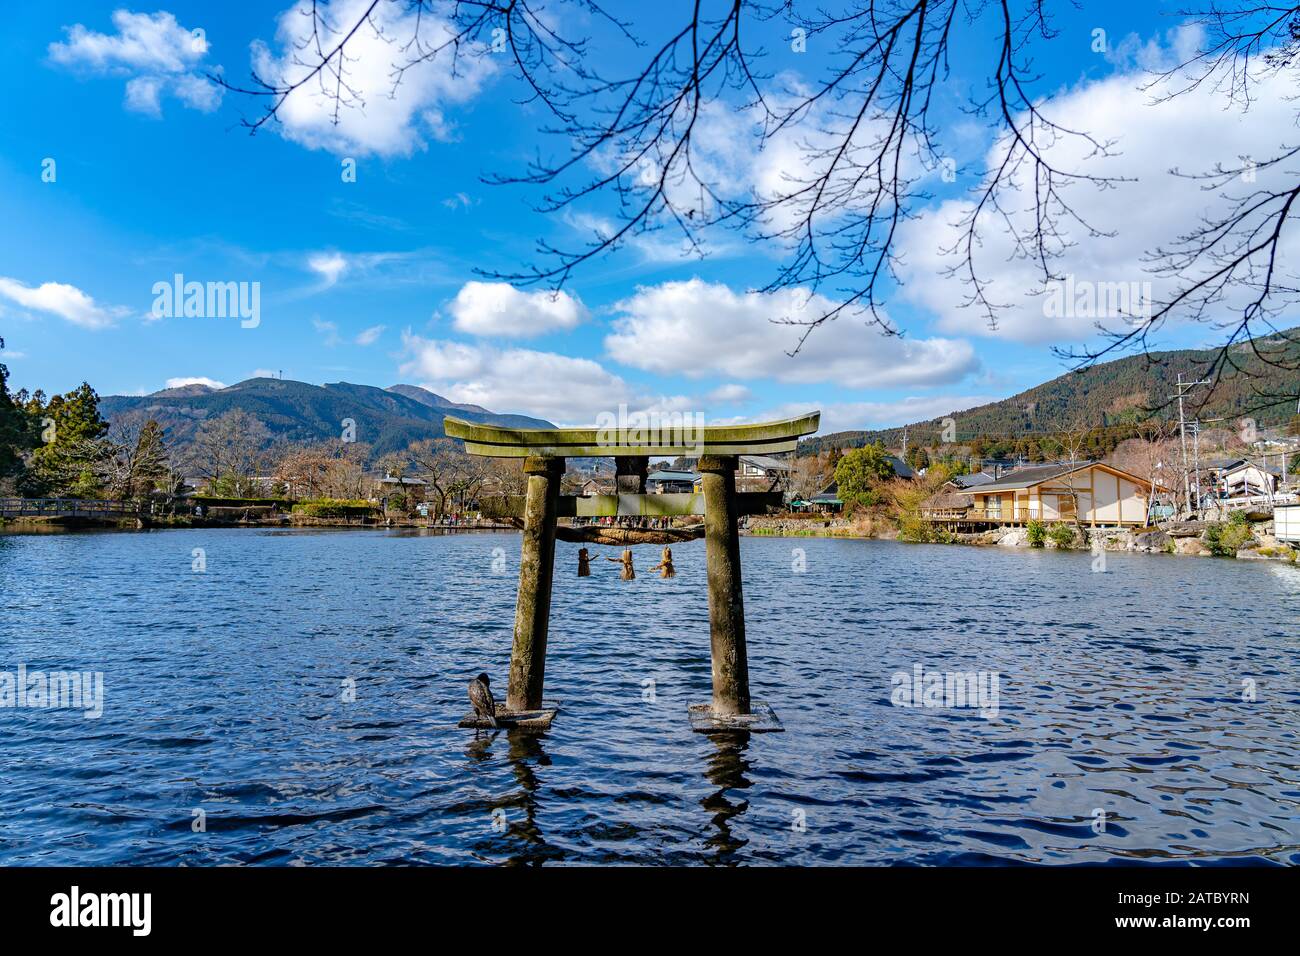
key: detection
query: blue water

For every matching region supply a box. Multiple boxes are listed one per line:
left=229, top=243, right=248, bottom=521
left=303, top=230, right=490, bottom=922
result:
left=0, top=528, right=1297, bottom=865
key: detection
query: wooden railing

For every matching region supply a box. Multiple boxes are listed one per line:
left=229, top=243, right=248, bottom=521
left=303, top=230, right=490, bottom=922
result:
left=0, top=498, right=141, bottom=518
left=924, top=507, right=1046, bottom=523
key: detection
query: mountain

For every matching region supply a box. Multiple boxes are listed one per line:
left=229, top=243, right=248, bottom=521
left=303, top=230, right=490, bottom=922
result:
left=100, top=378, right=553, bottom=459
left=800, top=332, right=1300, bottom=456
left=385, top=384, right=493, bottom=416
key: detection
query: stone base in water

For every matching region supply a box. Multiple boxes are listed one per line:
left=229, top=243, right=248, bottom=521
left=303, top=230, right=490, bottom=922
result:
left=458, top=700, right=560, bottom=731
left=688, top=702, right=784, bottom=733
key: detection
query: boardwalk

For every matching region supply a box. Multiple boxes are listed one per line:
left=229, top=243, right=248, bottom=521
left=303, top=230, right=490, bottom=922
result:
left=0, top=498, right=140, bottom=519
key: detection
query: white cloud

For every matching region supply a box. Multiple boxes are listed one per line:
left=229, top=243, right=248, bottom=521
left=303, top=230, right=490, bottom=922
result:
left=442, top=192, right=475, bottom=211
left=312, top=316, right=342, bottom=346
left=124, top=75, right=164, bottom=116
left=706, top=383, right=751, bottom=404
left=605, top=279, right=978, bottom=388
left=0, top=277, right=127, bottom=329
left=355, top=324, right=386, bottom=346
left=448, top=282, right=587, bottom=337
left=399, top=332, right=673, bottom=425
left=165, top=376, right=226, bottom=390
left=49, top=9, right=221, bottom=116
left=307, top=252, right=348, bottom=287
left=895, top=25, right=1300, bottom=345
left=251, top=0, right=496, bottom=157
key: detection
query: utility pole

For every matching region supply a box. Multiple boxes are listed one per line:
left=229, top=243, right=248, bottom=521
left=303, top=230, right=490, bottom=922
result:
left=900, top=426, right=908, bottom=461
left=1190, top=421, right=1202, bottom=511
left=1173, top=373, right=1210, bottom=517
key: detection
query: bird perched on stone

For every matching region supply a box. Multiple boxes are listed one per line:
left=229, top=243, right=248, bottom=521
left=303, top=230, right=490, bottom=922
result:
left=468, top=673, right=497, bottom=727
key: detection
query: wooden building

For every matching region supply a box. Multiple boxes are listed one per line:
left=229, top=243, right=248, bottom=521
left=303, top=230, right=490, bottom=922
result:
left=923, top=461, right=1161, bottom=527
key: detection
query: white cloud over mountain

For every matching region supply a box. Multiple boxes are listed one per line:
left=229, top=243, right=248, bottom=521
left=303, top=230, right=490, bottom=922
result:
left=895, top=26, right=1300, bottom=345
left=49, top=9, right=221, bottom=117
left=605, top=279, right=979, bottom=389
left=165, top=376, right=226, bottom=390
left=399, top=333, right=641, bottom=425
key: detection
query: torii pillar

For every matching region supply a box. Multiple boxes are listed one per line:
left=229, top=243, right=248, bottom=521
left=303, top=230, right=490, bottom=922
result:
left=696, top=455, right=751, bottom=716
left=507, top=455, right=562, bottom=711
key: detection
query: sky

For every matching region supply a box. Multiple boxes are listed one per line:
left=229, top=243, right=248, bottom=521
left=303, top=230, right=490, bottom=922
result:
left=0, top=1, right=1294, bottom=432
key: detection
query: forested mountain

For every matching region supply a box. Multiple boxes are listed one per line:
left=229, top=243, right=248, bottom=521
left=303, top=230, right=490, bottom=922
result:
left=100, top=378, right=552, bottom=459
left=800, top=333, right=1300, bottom=457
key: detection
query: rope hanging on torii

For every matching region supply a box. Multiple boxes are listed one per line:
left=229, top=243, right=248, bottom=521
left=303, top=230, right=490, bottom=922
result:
left=499, top=515, right=704, bottom=546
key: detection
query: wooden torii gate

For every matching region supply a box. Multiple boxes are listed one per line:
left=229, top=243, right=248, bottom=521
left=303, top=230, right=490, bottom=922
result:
left=445, top=412, right=821, bottom=732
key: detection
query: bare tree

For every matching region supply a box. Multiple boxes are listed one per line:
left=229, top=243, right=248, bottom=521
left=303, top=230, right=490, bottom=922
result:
left=790, top=452, right=832, bottom=500
left=102, top=419, right=171, bottom=500
left=217, top=1, right=1300, bottom=415
left=187, top=409, right=270, bottom=496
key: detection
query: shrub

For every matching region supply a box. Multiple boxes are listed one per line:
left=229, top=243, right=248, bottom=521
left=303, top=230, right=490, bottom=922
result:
left=291, top=498, right=377, bottom=519
left=1026, top=519, right=1046, bottom=547
left=1047, top=523, right=1077, bottom=549
left=1203, top=518, right=1255, bottom=556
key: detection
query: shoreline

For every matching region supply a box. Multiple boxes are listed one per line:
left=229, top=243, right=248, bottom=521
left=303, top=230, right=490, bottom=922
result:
left=740, top=515, right=1300, bottom=563
left=0, top=514, right=517, bottom=534
left=6, top=512, right=1297, bottom=565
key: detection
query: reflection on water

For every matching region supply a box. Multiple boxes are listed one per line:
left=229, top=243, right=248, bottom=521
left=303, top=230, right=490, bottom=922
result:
left=0, top=528, right=1297, bottom=865
left=702, top=734, right=751, bottom=863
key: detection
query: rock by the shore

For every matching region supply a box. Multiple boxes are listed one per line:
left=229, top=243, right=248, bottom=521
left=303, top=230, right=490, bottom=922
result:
left=1236, top=545, right=1297, bottom=561
left=1130, top=529, right=1171, bottom=553
left=997, top=528, right=1030, bottom=548
left=1173, top=537, right=1211, bottom=556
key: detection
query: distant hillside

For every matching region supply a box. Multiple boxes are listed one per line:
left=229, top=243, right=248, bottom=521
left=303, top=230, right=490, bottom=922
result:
left=385, top=383, right=494, bottom=416
left=100, top=378, right=553, bottom=459
left=801, top=332, right=1300, bottom=456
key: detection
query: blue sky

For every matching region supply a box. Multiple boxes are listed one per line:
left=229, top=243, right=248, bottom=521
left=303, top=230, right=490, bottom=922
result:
left=0, top=2, right=1289, bottom=431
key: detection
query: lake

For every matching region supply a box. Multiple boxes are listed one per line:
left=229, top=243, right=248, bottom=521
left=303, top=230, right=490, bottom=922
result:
left=0, top=529, right=1297, bottom=865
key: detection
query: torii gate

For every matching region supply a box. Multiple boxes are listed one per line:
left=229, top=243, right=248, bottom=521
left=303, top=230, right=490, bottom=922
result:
left=445, top=412, right=821, bottom=732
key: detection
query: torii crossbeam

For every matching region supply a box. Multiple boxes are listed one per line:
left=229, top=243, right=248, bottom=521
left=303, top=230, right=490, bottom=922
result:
left=445, top=412, right=820, bottom=732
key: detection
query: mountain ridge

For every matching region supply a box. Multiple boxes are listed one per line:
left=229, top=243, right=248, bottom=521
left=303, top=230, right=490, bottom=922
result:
left=799, top=333, right=1300, bottom=456
left=100, top=378, right=553, bottom=459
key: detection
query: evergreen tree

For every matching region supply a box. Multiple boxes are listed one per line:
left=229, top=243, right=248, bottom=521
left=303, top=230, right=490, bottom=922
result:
left=0, top=338, right=37, bottom=488
left=20, top=383, right=111, bottom=497
left=834, top=443, right=896, bottom=508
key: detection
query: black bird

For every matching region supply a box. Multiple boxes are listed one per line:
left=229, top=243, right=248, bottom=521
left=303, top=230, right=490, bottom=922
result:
left=468, top=673, right=498, bottom=728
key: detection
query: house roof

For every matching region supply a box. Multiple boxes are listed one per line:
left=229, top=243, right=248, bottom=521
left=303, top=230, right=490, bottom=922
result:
left=950, top=471, right=996, bottom=489
left=973, top=462, right=1084, bottom=491
left=922, top=490, right=974, bottom=511
left=379, top=475, right=427, bottom=485
left=1222, top=461, right=1282, bottom=477
left=810, top=480, right=842, bottom=503
left=975, top=460, right=1164, bottom=493
left=647, top=470, right=699, bottom=482
left=739, top=454, right=791, bottom=472
left=1204, top=457, right=1245, bottom=472
left=886, top=455, right=915, bottom=479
